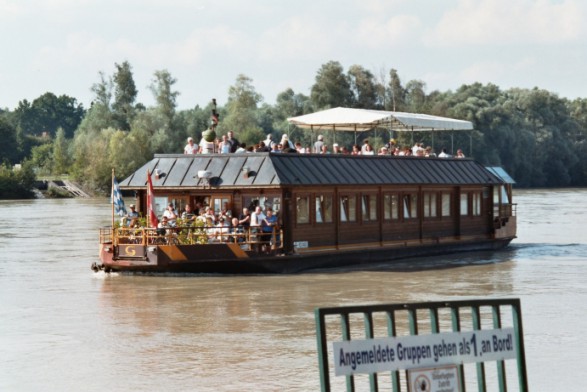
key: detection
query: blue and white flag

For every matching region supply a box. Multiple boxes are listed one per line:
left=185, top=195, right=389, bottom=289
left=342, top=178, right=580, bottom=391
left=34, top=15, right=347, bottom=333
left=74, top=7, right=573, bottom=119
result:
left=111, top=176, right=127, bottom=217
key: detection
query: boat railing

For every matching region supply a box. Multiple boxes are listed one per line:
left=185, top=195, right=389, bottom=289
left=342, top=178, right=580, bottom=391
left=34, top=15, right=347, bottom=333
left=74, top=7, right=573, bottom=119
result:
left=111, top=225, right=284, bottom=250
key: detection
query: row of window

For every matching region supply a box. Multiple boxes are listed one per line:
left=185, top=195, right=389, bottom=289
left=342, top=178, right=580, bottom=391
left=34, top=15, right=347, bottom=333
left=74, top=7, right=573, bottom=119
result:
left=295, top=190, right=483, bottom=225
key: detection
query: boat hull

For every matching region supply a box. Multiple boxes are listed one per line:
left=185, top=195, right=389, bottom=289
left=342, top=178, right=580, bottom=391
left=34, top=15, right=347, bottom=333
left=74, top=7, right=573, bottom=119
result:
left=97, top=237, right=514, bottom=274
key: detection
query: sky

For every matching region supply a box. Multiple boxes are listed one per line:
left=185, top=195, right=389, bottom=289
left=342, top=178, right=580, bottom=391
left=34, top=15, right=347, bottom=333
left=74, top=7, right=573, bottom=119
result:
left=1, top=0, right=586, bottom=111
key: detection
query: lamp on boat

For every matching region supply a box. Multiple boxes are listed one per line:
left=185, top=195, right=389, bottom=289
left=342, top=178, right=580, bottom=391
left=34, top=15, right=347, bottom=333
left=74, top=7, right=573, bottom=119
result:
left=154, top=168, right=161, bottom=179
left=242, top=166, right=249, bottom=179
left=197, top=170, right=212, bottom=187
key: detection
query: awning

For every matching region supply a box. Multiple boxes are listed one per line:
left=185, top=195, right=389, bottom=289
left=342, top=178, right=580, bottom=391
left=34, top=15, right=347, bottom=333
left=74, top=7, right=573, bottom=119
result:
left=287, top=107, right=473, bottom=132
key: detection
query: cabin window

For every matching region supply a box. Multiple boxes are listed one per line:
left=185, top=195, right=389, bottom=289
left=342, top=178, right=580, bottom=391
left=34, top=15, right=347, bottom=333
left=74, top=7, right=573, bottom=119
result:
left=361, top=194, right=378, bottom=222
left=315, top=195, right=333, bottom=224
left=460, top=193, right=468, bottom=216
left=296, top=195, right=310, bottom=224
left=472, top=192, right=481, bottom=216
left=212, top=195, right=231, bottom=216
left=403, top=193, right=418, bottom=219
left=423, top=192, right=437, bottom=218
left=383, top=193, right=399, bottom=220
left=154, top=196, right=169, bottom=217
left=340, top=195, right=357, bottom=222
left=441, top=192, right=451, bottom=217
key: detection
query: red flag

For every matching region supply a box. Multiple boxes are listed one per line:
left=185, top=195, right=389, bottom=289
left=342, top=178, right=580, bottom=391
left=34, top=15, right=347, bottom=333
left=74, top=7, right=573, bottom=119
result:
left=147, top=169, right=159, bottom=228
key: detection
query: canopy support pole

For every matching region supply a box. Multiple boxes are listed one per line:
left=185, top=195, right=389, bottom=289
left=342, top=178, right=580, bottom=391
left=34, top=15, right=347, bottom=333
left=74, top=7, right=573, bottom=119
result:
left=451, top=132, right=454, bottom=154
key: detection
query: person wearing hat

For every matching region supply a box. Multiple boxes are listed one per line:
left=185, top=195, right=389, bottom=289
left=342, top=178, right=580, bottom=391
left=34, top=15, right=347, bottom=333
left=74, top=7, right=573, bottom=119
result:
left=184, top=137, right=198, bottom=154
left=280, top=134, right=294, bottom=150
left=123, top=204, right=139, bottom=227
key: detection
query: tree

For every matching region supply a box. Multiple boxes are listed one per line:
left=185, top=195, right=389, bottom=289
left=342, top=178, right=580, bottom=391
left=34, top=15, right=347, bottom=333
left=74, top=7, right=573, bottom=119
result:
left=405, top=80, right=427, bottom=112
left=388, top=69, right=406, bottom=111
left=52, top=127, right=70, bottom=175
left=0, top=117, right=19, bottom=164
left=14, top=93, right=85, bottom=139
left=222, top=74, right=264, bottom=138
left=150, top=70, right=179, bottom=131
left=347, top=65, right=378, bottom=109
left=310, top=61, right=352, bottom=109
left=112, top=61, right=138, bottom=131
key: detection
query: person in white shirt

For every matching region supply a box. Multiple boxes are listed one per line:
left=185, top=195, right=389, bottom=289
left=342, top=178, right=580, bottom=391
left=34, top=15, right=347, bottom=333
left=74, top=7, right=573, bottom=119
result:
left=184, top=137, right=198, bottom=154
left=163, top=203, right=178, bottom=226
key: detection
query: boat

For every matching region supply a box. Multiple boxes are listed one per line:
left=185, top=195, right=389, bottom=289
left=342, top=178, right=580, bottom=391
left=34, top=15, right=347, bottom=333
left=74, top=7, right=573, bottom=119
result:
left=94, top=108, right=516, bottom=274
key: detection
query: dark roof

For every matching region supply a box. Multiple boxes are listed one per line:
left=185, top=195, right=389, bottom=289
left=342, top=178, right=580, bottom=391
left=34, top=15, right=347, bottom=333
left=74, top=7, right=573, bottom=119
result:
left=120, top=153, right=505, bottom=189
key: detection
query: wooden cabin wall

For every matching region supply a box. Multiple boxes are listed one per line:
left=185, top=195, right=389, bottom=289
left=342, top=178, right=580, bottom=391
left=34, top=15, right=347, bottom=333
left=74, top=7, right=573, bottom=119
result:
left=291, top=184, right=494, bottom=250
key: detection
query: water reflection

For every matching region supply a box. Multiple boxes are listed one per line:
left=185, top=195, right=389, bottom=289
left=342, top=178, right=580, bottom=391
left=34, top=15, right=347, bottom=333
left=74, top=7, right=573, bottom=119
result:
left=1, top=190, right=587, bottom=391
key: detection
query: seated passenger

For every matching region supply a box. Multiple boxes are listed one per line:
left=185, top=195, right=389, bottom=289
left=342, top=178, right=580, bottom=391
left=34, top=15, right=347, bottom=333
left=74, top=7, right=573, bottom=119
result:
left=123, top=203, right=139, bottom=227
left=184, top=137, right=199, bottom=154
left=163, top=203, right=178, bottom=226
left=157, top=216, right=171, bottom=236
left=181, top=204, right=196, bottom=225
left=456, top=149, right=466, bottom=158
left=229, top=217, right=244, bottom=243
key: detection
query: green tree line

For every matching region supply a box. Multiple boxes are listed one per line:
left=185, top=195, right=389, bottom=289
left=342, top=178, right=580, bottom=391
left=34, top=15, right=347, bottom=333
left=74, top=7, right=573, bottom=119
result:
left=1, top=60, right=586, bottom=197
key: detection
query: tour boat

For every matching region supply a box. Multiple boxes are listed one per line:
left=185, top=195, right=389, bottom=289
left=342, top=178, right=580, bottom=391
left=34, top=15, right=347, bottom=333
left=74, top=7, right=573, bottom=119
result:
left=94, top=109, right=516, bottom=274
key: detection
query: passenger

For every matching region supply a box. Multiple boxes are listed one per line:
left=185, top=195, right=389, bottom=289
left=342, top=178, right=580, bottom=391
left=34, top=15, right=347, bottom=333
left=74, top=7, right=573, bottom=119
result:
left=456, top=149, right=466, bottom=158
left=163, top=203, right=178, bottom=226
left=264, top=134, right=276, bottom=150
left=280, top=134, right=295, bottom=150
left=199, top=134, right=215, bottom=154
left=184, top=137, right=199, bottom=154
left=363, top=144, right=375, bottom=155
left=320, top=145, right=329, bottom=154
left=261, top=207, right=278, bottom=251
left=157, top=216, right=171, bottom=236
left=341, top=146, right=350, bottom=155
left=235, top=142, right=247, bottom=153
left=361, top=140, right=370, bottom=154
left=425, top=146, right=437, bottom=157
left=202, top=206, right=216, bottom=225
left=123, top=203, right=139, bottom=227
left=218, top=134, right=231, bottom=154
left=314, top=134, right=325, bottom=153
left=250, top=205, right=265, bottom=241
left=271, top=143, right=280, bottom=153
left=227, top=130, right=240, bottom=153
left=378, top=146, right=389, bottom=155
left=295, top=142, right=305, bottom=154
left=214, top=217, right=230, bottom=242
left=411, top=142, right=424, bottom=155
left=332, top=143, right=341, bottom=154
left=230, top=217, right=244, bottom=243
left=351, top=144, right=361, bottom=155
left=181, top=204, right=196, bottom=225
left=238, top=207, right=251, bottom=231
left=438, top=148, right=451, bottom=158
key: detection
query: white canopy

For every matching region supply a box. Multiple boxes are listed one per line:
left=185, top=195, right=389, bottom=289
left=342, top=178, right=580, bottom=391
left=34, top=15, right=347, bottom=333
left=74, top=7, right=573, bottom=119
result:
left=287, top=107, right=473, bottom=132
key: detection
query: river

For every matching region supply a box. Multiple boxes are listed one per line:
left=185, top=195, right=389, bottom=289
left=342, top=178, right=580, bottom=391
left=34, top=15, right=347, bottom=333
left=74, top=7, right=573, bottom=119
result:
left=0, top=189, right=586, bottom=391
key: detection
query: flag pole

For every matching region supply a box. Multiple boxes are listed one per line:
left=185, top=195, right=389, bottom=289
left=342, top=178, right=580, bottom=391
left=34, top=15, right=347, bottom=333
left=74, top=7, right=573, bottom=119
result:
left=111, top=168, right=115, bottom=229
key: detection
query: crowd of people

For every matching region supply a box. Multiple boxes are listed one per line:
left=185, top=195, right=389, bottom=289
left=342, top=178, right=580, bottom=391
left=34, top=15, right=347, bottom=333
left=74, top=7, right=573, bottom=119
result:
left=183, top=132, right=465, bottom=158
left=149, top=202, right=279, bottom=252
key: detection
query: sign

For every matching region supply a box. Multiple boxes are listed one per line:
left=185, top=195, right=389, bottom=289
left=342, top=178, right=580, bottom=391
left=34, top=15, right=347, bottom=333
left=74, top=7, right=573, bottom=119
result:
left=294, top=241, right=308, bottom=249
left=408, top=365, right=460, bottom=392
left=333, top=328, right=516, bottom=376
left=119, top=245, right=143, bottom=257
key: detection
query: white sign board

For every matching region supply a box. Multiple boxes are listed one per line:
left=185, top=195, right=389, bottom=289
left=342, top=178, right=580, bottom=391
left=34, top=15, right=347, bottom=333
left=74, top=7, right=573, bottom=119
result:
left=408, top=365, right=460, bottom=392
left=333, top=328, right=516, bottom=376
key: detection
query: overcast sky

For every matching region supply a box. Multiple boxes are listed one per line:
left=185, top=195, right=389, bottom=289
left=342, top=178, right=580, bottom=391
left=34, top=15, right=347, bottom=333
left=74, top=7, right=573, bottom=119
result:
left=1, top=0, right=585, bottom=111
